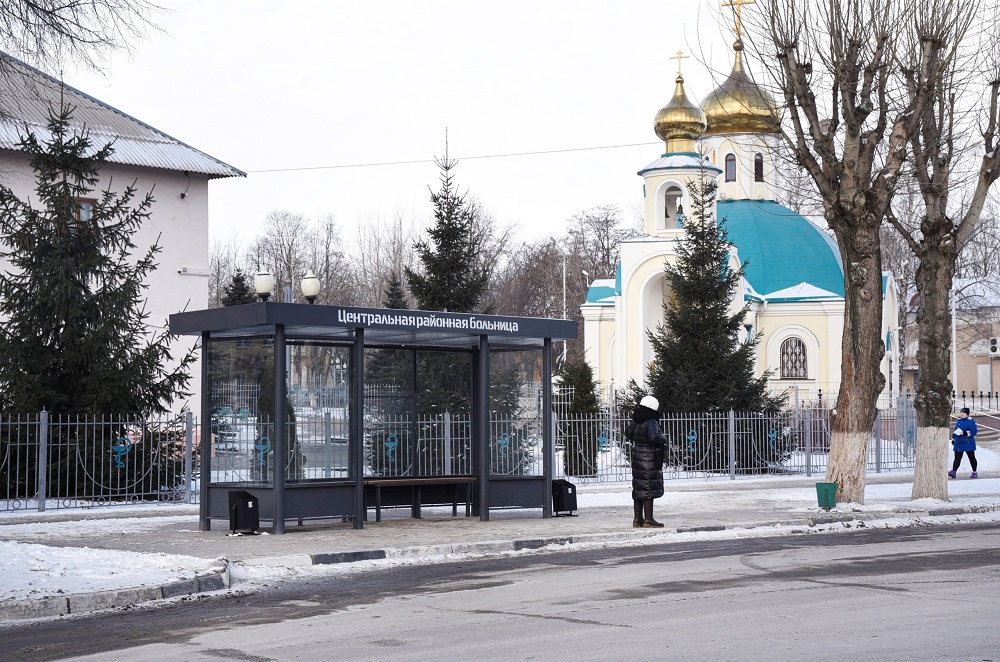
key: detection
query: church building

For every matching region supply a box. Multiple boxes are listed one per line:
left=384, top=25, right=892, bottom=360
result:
left=581, top=32, right=899, bottom=404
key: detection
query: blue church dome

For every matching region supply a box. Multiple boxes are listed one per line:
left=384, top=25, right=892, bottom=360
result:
left=718, top=200, right=844, bottom=299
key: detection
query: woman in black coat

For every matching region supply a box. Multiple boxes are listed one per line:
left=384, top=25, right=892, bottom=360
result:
left=625, top=395, right=669, bottom=528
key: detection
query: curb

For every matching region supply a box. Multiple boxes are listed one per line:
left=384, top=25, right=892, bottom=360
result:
left=237, top=503, right=1000, bottom=571
left=0, top=566, right=229, bottom=621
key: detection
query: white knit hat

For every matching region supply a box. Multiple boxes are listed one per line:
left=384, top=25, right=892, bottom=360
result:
left=639, top=395, right=660, bottom=411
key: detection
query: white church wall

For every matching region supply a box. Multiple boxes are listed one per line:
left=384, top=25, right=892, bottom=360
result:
left=581, top=304, right=616, bottom=387
left=764, top=322, right=821, bottom=386
left=700, top=134, right=777, bottom=201
left=757, top=302, right=843, bottom=389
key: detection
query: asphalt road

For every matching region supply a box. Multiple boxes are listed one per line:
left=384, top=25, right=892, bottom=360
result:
left=2, top=523, right=998, bottom=661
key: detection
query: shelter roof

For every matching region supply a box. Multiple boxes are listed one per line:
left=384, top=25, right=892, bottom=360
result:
left=0, top=52, right=244, bottom=178
left=170, top=303, right=577, bottom=349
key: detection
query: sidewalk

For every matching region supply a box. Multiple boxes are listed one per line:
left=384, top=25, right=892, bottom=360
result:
left=1, top=467, right=998, bottom=622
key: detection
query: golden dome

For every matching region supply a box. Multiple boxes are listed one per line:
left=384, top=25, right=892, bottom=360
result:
left=701, top=41, right=780, bottom=137
left=653, top=73, right=707, bottom=154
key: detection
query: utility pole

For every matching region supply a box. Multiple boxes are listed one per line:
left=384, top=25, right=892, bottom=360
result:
left=562, top=254, right=567, bottom=363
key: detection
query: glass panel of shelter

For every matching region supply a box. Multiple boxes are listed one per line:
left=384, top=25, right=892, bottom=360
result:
left=207, top=338, right=547, bottom=485
left=489, top=349, right=544, bottom=478
left=206, top=337, right=278, bottom=487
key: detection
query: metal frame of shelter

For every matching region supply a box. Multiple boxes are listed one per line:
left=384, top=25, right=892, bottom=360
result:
left=169, top=303, right=577, bottom=534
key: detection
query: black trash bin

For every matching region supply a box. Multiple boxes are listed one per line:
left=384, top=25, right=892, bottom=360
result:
left=552, top=479, right=577, bottom=516
left=229, top=490, right=259, bottom=534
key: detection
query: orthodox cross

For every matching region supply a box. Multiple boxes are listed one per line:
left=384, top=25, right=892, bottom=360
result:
left=669, top=49, right=689, bottom=77
left=722, top=0, right=756, bottom=41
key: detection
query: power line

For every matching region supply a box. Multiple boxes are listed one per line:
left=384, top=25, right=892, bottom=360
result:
left=245, top=141, right=662, bottom=174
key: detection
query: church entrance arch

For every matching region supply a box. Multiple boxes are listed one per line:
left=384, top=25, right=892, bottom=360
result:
left=639, top=269, right=671, bottom=379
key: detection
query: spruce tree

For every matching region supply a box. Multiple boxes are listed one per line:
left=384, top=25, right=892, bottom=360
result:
left=645, top=174, right=778, bottom=414
left=558, top=358, right=601, bottom=476
left=383, top=270, right=408, bottom=309
left=367, top=271, right=410, bottom=390
left=0, top=106, right=193, bottom=415
left=406, top=154, right=487, bottom=313
left=220, top=269, right=256, bottom=306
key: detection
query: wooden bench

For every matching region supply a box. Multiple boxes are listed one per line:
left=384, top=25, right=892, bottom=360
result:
left=363, top=477, right=476, bottom=522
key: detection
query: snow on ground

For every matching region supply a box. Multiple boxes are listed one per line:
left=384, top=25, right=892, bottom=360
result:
left=0, top=539, right=221, bottom=603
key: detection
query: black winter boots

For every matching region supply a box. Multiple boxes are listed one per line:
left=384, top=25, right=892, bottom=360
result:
left=642, top=499, right=663, bottom=528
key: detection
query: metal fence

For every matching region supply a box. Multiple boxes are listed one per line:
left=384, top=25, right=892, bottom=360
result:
left=553, top=401, right=918, bottom=484
left=0, top=412, right=199, bottom=512
left=0, top=394, right=932, bottom=511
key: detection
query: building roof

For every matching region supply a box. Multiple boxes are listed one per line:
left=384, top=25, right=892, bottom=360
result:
left=584, top=279, right=616, bottom=304
left=720, top=199, right=844, bottom=298
left=0, top=53, right=244, bottom=179
left=955, top=277, right=1000, bottom=310
left=763, top=282, right=841, bottom=303
left=638, top=153, right=721, bottom=176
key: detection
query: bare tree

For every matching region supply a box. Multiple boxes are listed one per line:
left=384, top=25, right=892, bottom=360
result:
left=305, top=214, right=353, bottom=305
left=880, top=0, right=999, bottom=499
left=349, top=210, right=419, bottom=307
left=490, top=237, right=565, bottom=318
left=955, top=207, right=1000, bottom=281
left=251, top=209, right=310, bottom=301
left=207, top=234, right=250, bottom=308
left=468, top=199, right=518, bottom=315
left=752, top=0, right=951, bottom=502
left=565, top=205, right=635, bottom=281
left=0, top=1, right=158, bottom=72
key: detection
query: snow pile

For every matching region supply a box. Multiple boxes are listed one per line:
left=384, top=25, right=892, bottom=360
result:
left=0, top=540, right=220, bottom=603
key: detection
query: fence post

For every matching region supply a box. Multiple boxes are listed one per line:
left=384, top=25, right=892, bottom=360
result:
left=324, top=411, right=332, bottom=479
left=552, top=413, right=560, bottom=478
left=444, top=411, right=453, bottom=475
left=37, top=410, right=49, bottom=512
left=874, top=409, right=882, bottom=474
left=184, top=411, right=194, bottom=504
left=728, top=409, right=736, bottom=481
left=804, top=408, right=812, bottom=478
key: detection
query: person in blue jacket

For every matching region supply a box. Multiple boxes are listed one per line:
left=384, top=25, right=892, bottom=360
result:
left=949, top=407, right=978, bottom=479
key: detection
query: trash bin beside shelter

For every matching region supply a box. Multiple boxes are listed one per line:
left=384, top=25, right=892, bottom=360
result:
left=552, top=478, right=577, bottom=516
left=229, top=490, right=259, bottom=534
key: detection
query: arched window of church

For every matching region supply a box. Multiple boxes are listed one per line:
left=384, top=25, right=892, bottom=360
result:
left=664, top=185, right=683, bottom=228
left=780, top=337, right=808, bottom=379
left=725, top=154, right=736, bottom=182
left=754, top=154, right=764, bottom=182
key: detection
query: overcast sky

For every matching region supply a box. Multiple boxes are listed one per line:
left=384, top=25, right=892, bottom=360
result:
left=68, top=0, right=743, bottom=249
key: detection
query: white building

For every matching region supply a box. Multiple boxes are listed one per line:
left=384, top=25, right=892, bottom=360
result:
left=0, top=53, right=244, bottom=412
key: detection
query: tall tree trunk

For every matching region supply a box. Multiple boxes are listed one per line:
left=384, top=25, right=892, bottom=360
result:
left=911, top=248, right=955, bottom=499
left=825, top=221, right=886, bottom=504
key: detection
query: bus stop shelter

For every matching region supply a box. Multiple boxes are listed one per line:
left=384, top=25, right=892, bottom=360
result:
left=169, top=303, right=577, bottom=534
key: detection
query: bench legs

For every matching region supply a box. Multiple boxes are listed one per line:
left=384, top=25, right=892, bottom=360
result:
left=366, top=481, right=475, bottom=521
